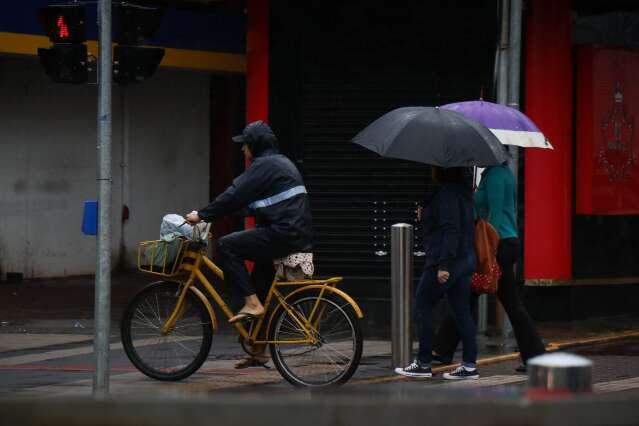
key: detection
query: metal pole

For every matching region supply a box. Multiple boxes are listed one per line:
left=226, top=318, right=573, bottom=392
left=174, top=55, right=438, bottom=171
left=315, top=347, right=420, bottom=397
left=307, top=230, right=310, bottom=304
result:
left=480, top=0, right=511, bottom=337
left=496, top=0, right=510, bottom=106
left=508, top=0, right=523, bottom=177
left=94, top=0, right=112, bottom=398
left=118, top=86, right=130, bottom=269
left=496, top=0, right=512, bottom=338
left=391, top=223, right=413, bottom=368
left=500, top=0, right=524, bottom=341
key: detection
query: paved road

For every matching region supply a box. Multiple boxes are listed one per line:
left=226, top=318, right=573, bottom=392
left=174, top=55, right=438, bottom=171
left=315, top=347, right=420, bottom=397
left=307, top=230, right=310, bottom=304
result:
left=1, top=329, right=639, bottom=398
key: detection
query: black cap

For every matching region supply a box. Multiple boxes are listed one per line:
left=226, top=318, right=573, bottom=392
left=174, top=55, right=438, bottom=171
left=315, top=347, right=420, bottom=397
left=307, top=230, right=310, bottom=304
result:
left=232, top=120, right=275, bottom=144
left=232, top=134, right=247, bottom=143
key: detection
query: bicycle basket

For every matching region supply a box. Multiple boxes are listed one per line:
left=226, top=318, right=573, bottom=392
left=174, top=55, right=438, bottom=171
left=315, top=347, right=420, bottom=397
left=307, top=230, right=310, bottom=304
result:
left=137, top=238, right=188, bottom=277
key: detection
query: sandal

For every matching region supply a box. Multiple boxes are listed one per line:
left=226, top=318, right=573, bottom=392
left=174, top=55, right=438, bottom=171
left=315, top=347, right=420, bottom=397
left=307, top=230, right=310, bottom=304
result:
left=234, top=355, right=270, bottom=369
left=228, top=311, right=264, bottom=324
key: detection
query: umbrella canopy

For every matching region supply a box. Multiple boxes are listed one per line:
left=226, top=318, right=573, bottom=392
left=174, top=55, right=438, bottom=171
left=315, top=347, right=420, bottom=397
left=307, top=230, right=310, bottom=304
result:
left=352, top=107, right=508, bottom=167
left=441, top=100, right=552, bottom=149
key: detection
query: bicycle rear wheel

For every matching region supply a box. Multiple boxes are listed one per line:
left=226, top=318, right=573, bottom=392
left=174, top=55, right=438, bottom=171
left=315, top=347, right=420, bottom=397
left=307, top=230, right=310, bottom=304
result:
left=269, top=294, right=362, bottom=387
left=120, top=281, right=213, bottom=381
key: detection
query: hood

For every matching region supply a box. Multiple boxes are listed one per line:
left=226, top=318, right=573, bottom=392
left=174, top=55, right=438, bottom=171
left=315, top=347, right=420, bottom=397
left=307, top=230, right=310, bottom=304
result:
left=232, top=120, right=279, bottom=157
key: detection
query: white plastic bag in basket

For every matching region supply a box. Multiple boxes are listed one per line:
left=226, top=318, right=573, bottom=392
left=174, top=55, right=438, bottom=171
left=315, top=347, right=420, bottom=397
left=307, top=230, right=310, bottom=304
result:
left=160, top=214, right=207, bottom=242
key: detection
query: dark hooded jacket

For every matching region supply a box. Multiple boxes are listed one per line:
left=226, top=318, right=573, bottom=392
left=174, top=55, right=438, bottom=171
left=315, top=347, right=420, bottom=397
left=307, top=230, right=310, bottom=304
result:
left=197, top=123, right=313, bottom=251
left=421, top=182, right=475, bottom=271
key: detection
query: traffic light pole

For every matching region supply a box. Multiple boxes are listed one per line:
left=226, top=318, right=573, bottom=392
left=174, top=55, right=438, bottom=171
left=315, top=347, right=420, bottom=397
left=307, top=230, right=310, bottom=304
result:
left=94, top=0, right=113, bottom=398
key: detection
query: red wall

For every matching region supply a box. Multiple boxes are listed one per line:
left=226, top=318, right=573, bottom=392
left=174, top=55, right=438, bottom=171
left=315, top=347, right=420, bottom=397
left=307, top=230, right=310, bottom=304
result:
left=524, top=0, right=573, bottom=280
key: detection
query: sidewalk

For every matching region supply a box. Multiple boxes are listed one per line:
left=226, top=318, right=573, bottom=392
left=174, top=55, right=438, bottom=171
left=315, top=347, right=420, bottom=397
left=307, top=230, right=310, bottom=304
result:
left=2, top=271, right=639, bottom=398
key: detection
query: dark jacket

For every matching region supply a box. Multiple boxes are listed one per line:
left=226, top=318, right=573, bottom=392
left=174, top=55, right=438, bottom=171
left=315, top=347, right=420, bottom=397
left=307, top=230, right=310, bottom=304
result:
left=421, top=182, right=475, bottom=271
left=197, top=144, right=313, bottom=251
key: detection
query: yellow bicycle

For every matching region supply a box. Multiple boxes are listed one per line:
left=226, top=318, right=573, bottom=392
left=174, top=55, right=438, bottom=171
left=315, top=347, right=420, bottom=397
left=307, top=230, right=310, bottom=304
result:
left=120, top=225, right=364, bottom=387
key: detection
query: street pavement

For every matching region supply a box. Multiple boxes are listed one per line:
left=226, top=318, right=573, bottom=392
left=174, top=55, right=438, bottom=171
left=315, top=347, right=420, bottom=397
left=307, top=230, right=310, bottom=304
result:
left=1, top=272, right=639, bottom=402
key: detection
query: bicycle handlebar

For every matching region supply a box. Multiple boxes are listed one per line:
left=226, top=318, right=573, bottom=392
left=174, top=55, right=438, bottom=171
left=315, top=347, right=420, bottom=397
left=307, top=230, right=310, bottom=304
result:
left=180, top=219, right=212, bottom=242
left=191, top=221, right=212, bottom=242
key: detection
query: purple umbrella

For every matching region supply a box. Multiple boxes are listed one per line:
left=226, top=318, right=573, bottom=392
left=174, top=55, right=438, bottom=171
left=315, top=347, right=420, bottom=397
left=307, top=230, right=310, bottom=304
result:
left=441, top=100, right=552, bottom=149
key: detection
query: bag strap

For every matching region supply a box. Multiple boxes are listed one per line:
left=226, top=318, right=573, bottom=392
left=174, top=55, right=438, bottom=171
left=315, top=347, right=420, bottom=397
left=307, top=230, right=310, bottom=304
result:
left=473, top=167, right=494, bottom=222
left=473, top=166, right=478, bottom=191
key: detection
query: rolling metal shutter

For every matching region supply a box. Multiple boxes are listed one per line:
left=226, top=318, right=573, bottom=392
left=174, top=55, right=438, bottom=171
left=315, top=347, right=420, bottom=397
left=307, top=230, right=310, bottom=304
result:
left=270, top=1, right=498, bottom=299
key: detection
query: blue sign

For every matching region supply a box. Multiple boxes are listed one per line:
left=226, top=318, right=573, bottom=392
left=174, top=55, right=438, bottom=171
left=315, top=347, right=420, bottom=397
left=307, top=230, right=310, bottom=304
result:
left=82, top=200, right=98, bottom=236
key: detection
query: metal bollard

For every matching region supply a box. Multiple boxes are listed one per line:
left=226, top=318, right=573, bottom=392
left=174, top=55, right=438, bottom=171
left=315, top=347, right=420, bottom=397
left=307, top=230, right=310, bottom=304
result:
left=527, top=352, right=593, bottom=398
left=391, top=223, right=413, bottom=368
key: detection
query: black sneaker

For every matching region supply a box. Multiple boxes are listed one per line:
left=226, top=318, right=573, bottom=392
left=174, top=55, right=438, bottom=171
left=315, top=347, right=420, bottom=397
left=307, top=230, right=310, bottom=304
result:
left=394, top=360, right=432, bottom=378
left=443, top=365, right=479, bottom=380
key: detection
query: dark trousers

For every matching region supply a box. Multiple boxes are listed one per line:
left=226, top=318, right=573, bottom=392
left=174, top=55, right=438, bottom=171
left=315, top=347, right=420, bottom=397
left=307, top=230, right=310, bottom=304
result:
left=433, top=238, right=546, bottom=363
left=217, top=227, right=296, bottom=298
left=416, top=253, right=477, bottom=366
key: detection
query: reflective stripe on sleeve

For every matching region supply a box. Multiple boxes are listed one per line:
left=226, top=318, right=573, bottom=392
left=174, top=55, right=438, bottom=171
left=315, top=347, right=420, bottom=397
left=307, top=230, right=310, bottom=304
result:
left=249, top=185, right=307, bottom=209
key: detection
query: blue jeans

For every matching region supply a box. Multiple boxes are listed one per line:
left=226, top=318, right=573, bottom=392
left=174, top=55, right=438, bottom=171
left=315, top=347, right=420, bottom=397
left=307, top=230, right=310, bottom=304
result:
left=416, top=254, right=477, bottom=367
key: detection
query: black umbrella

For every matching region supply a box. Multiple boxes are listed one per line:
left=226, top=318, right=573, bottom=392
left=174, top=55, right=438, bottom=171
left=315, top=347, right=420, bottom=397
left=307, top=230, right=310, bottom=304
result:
left=352, top=107, right=508, bottom=167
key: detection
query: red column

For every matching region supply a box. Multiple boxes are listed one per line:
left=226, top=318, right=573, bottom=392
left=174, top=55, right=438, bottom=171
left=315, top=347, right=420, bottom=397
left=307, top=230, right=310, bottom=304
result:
left=245, top=0, right=269, bottom=234
left=524, top=0, right=573, bottom=281
left=242, top=0, right=269, bottom=268
left=246, top=0, right=269, bottom=123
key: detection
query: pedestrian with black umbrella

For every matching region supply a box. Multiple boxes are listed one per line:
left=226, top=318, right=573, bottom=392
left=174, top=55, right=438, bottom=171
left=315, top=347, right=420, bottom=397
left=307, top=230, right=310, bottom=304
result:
left=396, top=165, right=479, bottom=379
left=352, top=106, right=507, bottom=379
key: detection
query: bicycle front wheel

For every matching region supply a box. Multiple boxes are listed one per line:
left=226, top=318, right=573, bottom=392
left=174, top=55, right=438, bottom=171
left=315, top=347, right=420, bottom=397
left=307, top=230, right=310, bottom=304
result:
left=120, top=281, right=213, bottom=381
left=270, top=294, right=363, bottom=387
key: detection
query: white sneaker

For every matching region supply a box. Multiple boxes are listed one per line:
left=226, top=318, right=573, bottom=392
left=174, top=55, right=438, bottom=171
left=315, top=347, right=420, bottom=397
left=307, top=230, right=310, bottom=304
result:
left=394, top=360, right=432, bottom=378
left=443, top=365, right=479, bottom=380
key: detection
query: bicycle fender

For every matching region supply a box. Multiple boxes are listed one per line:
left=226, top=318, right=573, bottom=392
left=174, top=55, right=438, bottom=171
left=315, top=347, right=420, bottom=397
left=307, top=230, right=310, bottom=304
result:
left=283, top=285, right=364, bottom=319
left=264, top=284, right=364, bottom=341
left=189, top=286, right=218, bottom=331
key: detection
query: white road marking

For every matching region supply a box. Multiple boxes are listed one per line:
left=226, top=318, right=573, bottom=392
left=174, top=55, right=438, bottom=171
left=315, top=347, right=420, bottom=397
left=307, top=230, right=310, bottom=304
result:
left=0, top=336, right=198, bottom=366
left=595, top=376, right=639, bottom=393
left=0, top=334, right=92, bottom=352
left=437, top=375, right=526, bottom=388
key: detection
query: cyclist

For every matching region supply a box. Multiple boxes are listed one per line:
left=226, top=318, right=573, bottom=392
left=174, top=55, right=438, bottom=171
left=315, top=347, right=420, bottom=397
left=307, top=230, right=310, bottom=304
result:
left=185, top=120, right=313, bottom=328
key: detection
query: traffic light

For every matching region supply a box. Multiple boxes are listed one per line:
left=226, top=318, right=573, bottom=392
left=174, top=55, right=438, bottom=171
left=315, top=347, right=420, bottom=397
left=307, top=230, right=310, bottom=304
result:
left=113, top=3, right=165, bottom=84
left=113, top=46, right=164, bottom=84
left=38, top=44, right=88, bottom=84
left=114, top=3, right=163, bottom=45
left=37, top=4, right=88, bottom=83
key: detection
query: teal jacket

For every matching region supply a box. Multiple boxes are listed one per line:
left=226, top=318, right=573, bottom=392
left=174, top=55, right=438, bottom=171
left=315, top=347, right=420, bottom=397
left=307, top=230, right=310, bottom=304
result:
left=474, top=165, right=519, bottom=239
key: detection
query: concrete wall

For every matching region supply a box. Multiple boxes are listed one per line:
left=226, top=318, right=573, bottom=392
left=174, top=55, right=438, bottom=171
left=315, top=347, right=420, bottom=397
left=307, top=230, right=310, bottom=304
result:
left=0, top=55, right=210, bottom=279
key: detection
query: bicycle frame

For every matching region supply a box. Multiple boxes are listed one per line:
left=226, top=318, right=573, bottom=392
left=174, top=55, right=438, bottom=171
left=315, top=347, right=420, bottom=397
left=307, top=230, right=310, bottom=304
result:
left=158, top=245, right=363, bottom=347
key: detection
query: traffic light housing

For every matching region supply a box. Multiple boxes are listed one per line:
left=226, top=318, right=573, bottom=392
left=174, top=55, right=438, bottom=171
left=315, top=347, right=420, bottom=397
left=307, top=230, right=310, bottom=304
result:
left=38, top=4, right=86, bottom=43
left=38, top=44, right=88, bottom=84
left=37, top=4, right=88, bottom=84
left=114, top=4, right=164, bottom=45
left=113, top=46, right=164, bottom=84
left=113, top=4, right=165, bottom=84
